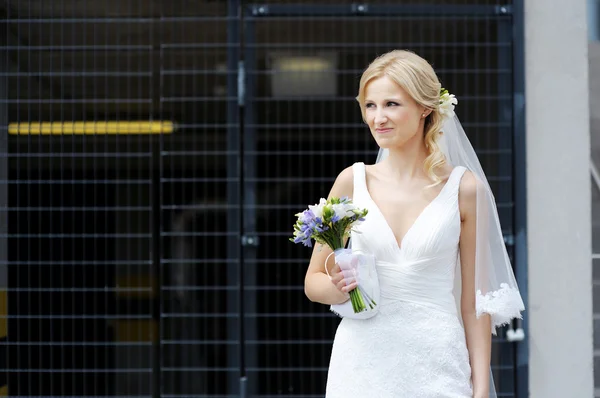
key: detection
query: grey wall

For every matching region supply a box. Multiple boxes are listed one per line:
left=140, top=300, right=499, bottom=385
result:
left=589, top=40, right=600, bottom=396
left=525, top=0, right=593, bottom=396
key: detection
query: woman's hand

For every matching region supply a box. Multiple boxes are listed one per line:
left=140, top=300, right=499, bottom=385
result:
left=328, top=262, right=358, bottom=295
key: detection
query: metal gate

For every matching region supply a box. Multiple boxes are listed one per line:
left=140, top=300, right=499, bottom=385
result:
left=2, top=1, right=526, bottom=397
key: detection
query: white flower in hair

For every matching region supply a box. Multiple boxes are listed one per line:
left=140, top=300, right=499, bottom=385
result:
left=439, top=88, right=458, bottom=118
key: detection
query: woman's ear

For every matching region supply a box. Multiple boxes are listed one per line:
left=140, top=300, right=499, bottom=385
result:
left=421, top=109, right=433, bottom=118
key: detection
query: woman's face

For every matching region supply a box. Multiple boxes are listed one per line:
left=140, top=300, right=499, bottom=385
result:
left=364, top=75, right=427, bottom=149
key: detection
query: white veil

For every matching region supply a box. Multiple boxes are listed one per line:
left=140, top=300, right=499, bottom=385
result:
left=375, top=114, right=525, bottom=397
left=376, top=114, right=524, bottom=332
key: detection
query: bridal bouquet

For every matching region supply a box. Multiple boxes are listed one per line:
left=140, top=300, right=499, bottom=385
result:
left=291, top=197, right=377, bottom=314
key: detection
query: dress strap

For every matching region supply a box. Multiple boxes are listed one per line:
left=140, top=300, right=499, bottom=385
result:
left=351, top=162, right=367, bottom=202
left=445, top=166, right=468, bottom=194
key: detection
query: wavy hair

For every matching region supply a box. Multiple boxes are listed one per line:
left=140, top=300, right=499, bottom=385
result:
left=356, top=50, right=447, bottom=185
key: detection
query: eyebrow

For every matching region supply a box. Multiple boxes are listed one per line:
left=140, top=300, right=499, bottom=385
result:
left=364, top=98, right=403, bottom=102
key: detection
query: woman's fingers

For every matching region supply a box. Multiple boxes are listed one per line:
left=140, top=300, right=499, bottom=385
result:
left=336, top=277, right=356, bottom=291
left=342, top=281, right=358, bottom=293
left=330, top=263, right=341, bottom=274
left=329, top=262, right=359, bottom=293
left=330, top=264, right=342, bottom=280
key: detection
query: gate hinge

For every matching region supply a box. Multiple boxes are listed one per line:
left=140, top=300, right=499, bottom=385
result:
left=351, top=4, right=369, bottom=14
left=240, top=376, right=248, bottom=398
left=241, top=234, right=259, bottom=247
left=251, top=5, right=269, bottom=16
left=238, top=61, right=245, bottom=107
left=495, top=5, right=512, bottom=15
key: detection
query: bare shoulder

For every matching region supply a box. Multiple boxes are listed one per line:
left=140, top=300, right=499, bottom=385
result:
left=458, top=169, right=478, bottom=219
left=459, top=169, right=478, bottom=197
left=328, top=165, right=355, bottom=200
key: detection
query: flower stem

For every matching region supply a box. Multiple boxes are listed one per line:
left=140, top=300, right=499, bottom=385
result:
left=359, top=287, right=377, bottom=307
left=349, top=289, right=365, bottom=313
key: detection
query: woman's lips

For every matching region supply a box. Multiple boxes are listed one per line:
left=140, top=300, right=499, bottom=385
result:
left=376, top=128, right=393, bottom=134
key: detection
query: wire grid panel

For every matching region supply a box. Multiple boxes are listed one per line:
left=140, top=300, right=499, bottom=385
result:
left=158, top=1, right=237, bottom=397
left=2, top=0, right=520, bottom=397
left=245, top=8, right=517, bottom=398
left=4, top=0, right=158, bottom=396
left=256, top=0, right=512, bottom=4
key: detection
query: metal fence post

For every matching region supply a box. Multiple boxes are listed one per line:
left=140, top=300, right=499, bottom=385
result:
left=0, top=36, right=8, bottom=397
left=227, top=0, right=243, bottom=394
left=512, top=0, right=530, bottom=396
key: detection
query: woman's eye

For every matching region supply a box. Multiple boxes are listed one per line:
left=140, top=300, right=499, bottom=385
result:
left=387, top=102, right=399, bottom=107
left=365, top=103, right=375, bottom=108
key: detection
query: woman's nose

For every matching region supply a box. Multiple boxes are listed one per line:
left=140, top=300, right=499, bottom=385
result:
left=374, top=111, right=387, bottom=125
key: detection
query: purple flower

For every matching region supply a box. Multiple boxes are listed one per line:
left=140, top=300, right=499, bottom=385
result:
left=299, top=209, right=315, bottom=224
left=300, top=223, right=312, bottom=233
left=316, top=224, right=329, bottom=233
left=296, top=233, right=312, bottom=247
left=304, top=224, right=314, bottom=234
left=310, top=217, right=328, bottom=233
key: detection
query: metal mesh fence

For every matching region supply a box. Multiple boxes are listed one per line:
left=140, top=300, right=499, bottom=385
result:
left=159, top=2, right=232, bottom=396
left=245, top=6, right=517, bottom=397
left=2, top=0, right=521, bottom=396
left=4, top=0, right=158, bottom=396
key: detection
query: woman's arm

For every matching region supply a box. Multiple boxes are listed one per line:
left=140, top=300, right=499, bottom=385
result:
left=458, top=171, right=492, bottom=398
left=304, top=166, right=355, bottom=305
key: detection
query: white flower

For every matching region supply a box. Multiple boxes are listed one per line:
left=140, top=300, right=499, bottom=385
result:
left=439, top=90, right=458, bottom=119
left=332, top=203, right=354, bottom=220
left=308, top=198, right=327, bottom=219
left=344, top=202, right=357, bottom=213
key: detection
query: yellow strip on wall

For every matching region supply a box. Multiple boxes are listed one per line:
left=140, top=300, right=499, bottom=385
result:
left=8, top=121, right=175, bottom=135
left=0, top=385, right=7, bottom=396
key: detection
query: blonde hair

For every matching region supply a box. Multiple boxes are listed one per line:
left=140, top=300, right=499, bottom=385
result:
left=356, top=50, right=446, bottom=185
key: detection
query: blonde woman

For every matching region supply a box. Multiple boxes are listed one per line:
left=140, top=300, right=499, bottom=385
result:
left=304, top=50, right=524, bottom=397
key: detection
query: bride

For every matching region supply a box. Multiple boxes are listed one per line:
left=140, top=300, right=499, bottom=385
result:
left=303, top=50, right=524, bottom=397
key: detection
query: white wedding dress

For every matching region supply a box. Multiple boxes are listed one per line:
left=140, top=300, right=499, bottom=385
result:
left=326, top=162, right=473, bottom=398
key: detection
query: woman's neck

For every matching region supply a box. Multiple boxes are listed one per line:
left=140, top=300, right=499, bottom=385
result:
left=380, top=136, right=430, bottom=181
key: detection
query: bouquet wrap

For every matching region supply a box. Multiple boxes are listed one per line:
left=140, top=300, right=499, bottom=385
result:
left=327, top=248, right=379, bottom=319
left=291, top=196, right=379, bottom=317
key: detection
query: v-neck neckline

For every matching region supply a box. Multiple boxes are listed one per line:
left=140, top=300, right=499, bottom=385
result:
left=362, top=165, right=457, bottom=251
